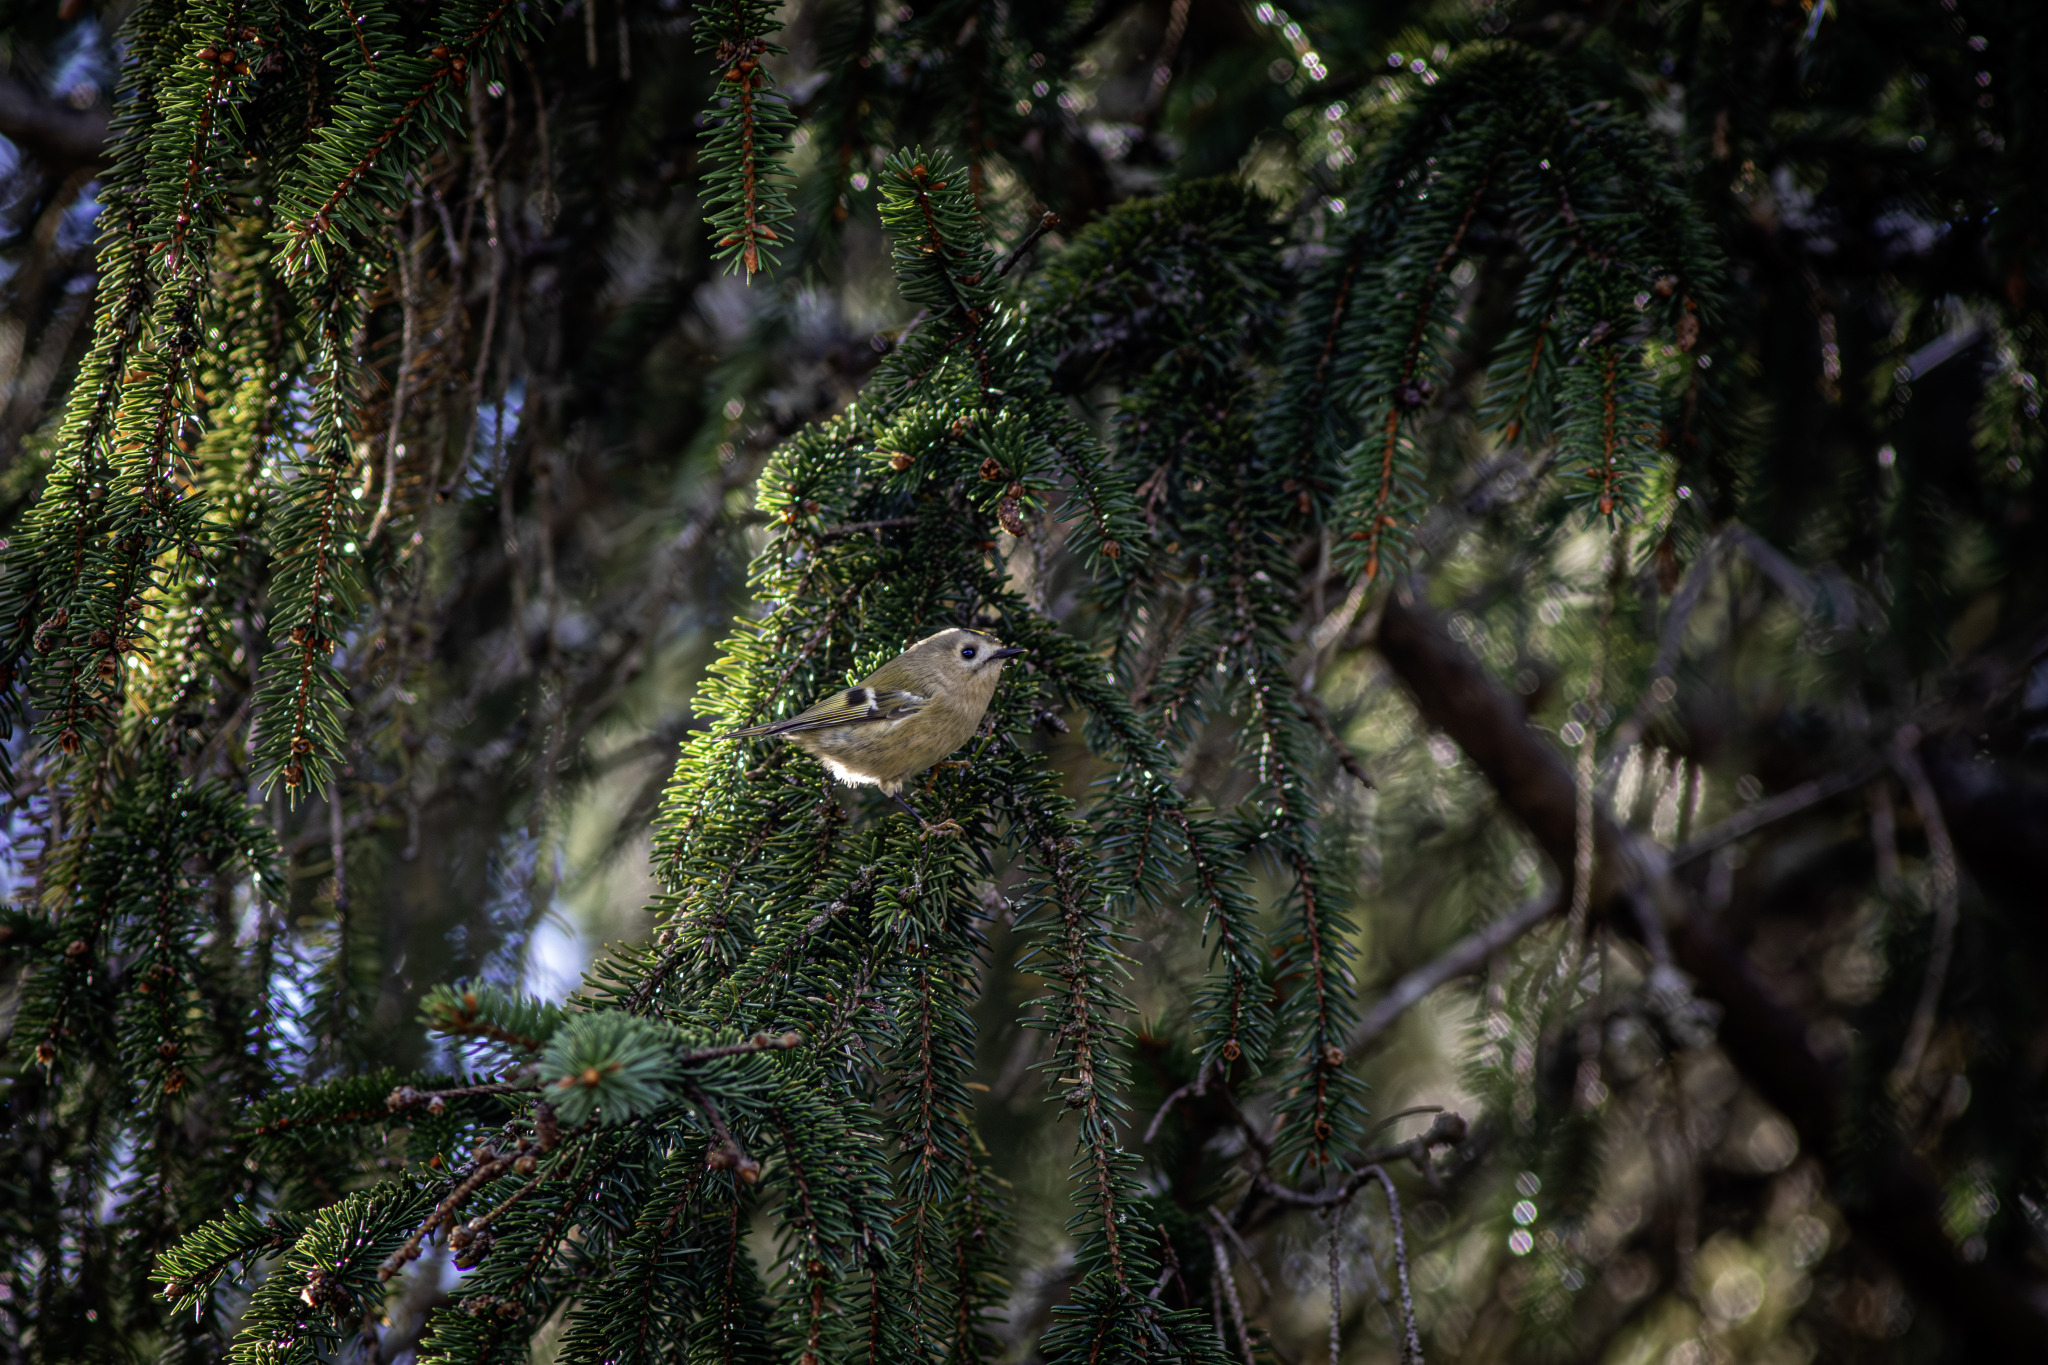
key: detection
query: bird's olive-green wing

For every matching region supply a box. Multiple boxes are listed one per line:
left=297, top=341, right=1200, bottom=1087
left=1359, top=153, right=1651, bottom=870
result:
left=719, top=687, right=928, bottom=739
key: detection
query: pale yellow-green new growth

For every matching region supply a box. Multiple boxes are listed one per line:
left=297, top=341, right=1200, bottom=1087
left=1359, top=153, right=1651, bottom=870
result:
left=718, top=628, right=1026, bottom=817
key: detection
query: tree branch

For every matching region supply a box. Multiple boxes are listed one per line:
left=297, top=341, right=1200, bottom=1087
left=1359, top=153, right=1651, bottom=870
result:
left=1371, top=588, right=2048, bottom=1354
left=0, top=73, right=109, bottom=172
left=1347, top=892, right=1555, bottom=1053
left=1669, top=758, right=1882, bottom=867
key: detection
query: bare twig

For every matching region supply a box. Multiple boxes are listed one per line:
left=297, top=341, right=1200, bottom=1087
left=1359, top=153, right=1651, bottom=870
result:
left=1887, top=725, right=1961, bottom=1103
left=462, top=1167, right=545, bottom=1235
left=993, top=211, right=1060, bottom=279
left=1358, top=1166, right=1423, bottom=1365
left=1143, top=1061, right=1212, bottom=1144
left=1208, top=1219, right=1258, bottom=1365
left=676, top=1032, right=803, bottom=1066
left=683, top=1080, right=760, bottom=1180
left=1299, top=685, right=1374, bottom=787
left=1210, top=1207, right=1271, bottom=1295
left=1255, top=1111, right=1466, bottom=1211
left=379, top=1147, right=521, bottom=1280
left=1151, top=1222, right=1190, bottom=1303
left=386, top=1078, right=537, bottom=1112
left=1348, top=893, right=1555, bottom=1053
left=1669, top=758, right=1882, bottom=867
left=811, top=516, right=920, bottom=540
left=367, top=199, right=422, bottom=545
left=1328, top=1212, right=1344, bottom=1365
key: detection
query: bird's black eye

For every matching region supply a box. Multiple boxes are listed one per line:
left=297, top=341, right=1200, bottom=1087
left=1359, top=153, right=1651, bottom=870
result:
left=960, top=647, right=978, bottom=660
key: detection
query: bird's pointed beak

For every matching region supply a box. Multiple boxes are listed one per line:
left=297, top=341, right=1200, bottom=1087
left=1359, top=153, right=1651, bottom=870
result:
left=989, top=646, right=1027, bottom=660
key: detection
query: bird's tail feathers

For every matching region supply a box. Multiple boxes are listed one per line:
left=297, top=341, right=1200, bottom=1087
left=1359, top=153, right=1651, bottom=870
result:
left=715, top=720, right=786, bottom=740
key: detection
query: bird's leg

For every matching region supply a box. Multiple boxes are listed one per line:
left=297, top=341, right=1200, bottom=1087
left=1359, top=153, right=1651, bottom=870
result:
left=889, top=789, right=962, bottom=839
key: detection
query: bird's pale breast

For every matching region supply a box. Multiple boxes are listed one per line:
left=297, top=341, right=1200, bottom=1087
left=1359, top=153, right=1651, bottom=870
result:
left=791, top=698, right=981, bottom=794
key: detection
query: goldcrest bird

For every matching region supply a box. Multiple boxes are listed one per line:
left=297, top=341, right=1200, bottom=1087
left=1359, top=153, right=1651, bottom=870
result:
left=718, top=627, right=1026, bottom=826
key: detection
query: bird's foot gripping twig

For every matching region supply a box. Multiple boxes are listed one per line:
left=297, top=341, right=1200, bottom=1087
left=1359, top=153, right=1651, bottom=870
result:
left=888, top=790, right=963, bottom=838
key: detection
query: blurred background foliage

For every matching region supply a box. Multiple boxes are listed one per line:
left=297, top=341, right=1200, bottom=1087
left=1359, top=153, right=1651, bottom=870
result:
left=2, top=0, right=2047, bottom=1361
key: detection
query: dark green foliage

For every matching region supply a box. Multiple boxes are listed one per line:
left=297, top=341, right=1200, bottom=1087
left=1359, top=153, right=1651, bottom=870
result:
left=4, top=0, right=2048, bottom=1362
left=695, top=0, right=795, bottom=278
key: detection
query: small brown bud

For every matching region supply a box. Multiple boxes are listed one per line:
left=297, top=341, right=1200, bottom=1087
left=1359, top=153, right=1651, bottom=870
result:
left=514, top=1153, right=536, bottom=1175
left=886, top=450, right=914, bottom=472
left=1101, top=540, right=1121, bottom=559
left=1653, top=274, right=1679, bottom=297
left=1674, top=312, right=1701, bottom=352
left=453, top=1229, right=494, bottom=1269
left=301, top=1268, right=351, bottom=1311
left=979, top=457, right=1006, bottom=482
left=998, top=497, right=1026, bottom=537
left=1221, top=1038, right=1241, bottom=1062
left=1323, top=1044, right=1345, bottom=1068
left=66, top=939, right=89, bottom=957
left=426, top=1095, right=445, bottom=1116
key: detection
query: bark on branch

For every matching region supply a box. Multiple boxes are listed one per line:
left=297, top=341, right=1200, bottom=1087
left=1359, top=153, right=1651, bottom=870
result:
left=0, top=73, right=109, bottom=172
left=1371, top=588, right=2048, bottom=1354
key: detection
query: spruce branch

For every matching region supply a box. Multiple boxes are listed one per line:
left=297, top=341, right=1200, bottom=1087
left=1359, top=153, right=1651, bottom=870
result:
left=695, top=0, right=796, bottom=278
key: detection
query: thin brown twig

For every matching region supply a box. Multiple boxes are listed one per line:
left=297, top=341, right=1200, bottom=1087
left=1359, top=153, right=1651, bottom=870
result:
left=386, top=1078, right=536, bottom=1112
left=1142, top=1060, right=1212, bottom=1144
left=1299, top=685, right=1374, bottom=787
left=682, top=1079, right=760, bottom=1180
left=1357, top=1166, right=1423, bottom=1365
left=1254, top=1112, right=1466, bottom=1211
left=811, top=516, right=919, bottom=539
left=1348, top=892, right=1555, bottom=1053
left=1887, top=725, right=1961, bottom=1103
left=1669, top=757, right=1882, bottom=867
left=1328, top=1211, right=1344, bottom=1365
left=367, top=198, right=421, bottom=545
left=1210, top=1207, right=1271, bottom=1295
left=992, top=210, right=1060, bottom=279
left=379, top=1147, right=521, bottom=1280
left=1207, top=1220, right=1258, bottom=1365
